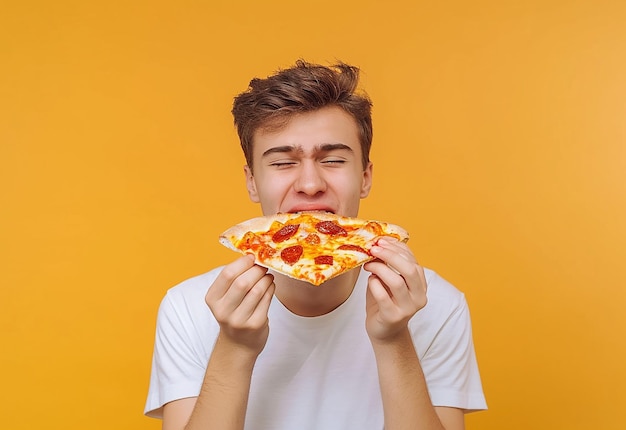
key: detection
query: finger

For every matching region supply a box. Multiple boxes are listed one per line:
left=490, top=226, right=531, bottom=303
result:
left=370, top=241, right=425, bottom=290
left=367, top=274, right=392, bottom=303
left=207, top=254, right=256, bottom=301
left=364, top=259, right=413, bottom=303
left=231, top=273, right=275, bottom=323
left=248, top=278, right=276, bottom=324
left=372, top=238, right=416, bottom=270
left=367, top=274, right=402, bottom=317
left=219, top=264, right=270, bottom=313
left=370, top=258, right=428, bottom=311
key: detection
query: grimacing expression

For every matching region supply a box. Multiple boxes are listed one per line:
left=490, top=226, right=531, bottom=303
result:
left=244, top=106, right=373, bottom=218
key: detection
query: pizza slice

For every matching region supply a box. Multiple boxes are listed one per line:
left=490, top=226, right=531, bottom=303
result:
left=219, top=211, right=409, bottom=286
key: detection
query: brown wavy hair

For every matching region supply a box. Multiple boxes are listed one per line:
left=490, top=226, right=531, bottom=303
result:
left=232, top=60, right=373, bottom=172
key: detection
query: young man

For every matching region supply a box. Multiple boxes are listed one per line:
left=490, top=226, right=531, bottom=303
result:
left=145, top=61, right=487, bottom=430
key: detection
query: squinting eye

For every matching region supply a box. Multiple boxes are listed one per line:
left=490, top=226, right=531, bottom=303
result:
left=270, top=161, right=297, bottom=168
left=322, top=159, right=346, bottom=164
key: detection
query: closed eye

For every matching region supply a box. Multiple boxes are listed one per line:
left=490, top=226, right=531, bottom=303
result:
left=321, top=158, right=346, bottom=165
left=269, top=161, right=298, bottom=168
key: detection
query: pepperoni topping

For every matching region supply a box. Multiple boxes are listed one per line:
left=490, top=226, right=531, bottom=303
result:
left=238, top=231, right=262, bottom=250
left=258, top=245, right=276, bottom=261
left=315, top=221, right=347, bottom=236
left=280, top=245, right=303, bottom=264
left=314, top=255, right=333, bottom=265
left=337, top=244, right=369, bottom=254
left=305, top=233, right=321, bottom=244
left=272, top=224, right=299, bottom=243
left=364, top=221, right=384, bottom=236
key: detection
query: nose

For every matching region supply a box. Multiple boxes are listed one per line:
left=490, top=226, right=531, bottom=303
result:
left=293, top=161, right=327, bottom=196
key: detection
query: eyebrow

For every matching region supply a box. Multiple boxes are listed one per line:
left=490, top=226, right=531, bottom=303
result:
left=261, top=143, right=354, bottom=158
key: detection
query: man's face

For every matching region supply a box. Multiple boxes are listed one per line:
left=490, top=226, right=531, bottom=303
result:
left=245, top=106, right=373, bottom=217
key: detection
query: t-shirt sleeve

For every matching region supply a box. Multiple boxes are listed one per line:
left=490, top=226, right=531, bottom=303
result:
left=416, top=274, right=488, bottom=412
left=144, top=289, right=214, bottom=418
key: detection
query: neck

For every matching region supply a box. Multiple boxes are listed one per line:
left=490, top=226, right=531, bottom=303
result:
left=273, top=268, right=361, bottom=317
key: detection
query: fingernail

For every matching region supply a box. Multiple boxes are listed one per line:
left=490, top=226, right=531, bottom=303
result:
left=381, top=236, right=399, bottom=244
left=377, top=238, right=389, bottom=247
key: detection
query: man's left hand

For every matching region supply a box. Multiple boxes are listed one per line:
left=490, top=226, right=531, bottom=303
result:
left=363, top=238, right=428, bottom=343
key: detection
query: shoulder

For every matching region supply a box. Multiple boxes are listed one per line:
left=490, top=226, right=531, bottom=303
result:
left=410, top=268, right=469, bottom=329
left=423, top=268, right=466, bottom=305
left=165, top=266, right=225, bottom=301
left=156, top=267, right=226, bottom=326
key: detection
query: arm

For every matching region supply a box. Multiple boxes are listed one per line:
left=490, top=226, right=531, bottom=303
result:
left=364, top=239, right=464, bottom=430
left=163, top=254, right=275, bottom=430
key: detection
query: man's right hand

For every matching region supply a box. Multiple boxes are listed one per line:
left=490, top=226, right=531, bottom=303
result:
left=165, top=256, right=275, bottom=430
left=205, top=254, right=275, bottom=356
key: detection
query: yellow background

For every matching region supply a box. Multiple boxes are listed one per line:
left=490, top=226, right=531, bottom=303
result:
left=1, top=1, right=625, bottom=429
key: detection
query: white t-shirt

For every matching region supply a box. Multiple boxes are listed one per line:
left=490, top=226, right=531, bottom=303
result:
left=145, top=267, right=487, bottom=429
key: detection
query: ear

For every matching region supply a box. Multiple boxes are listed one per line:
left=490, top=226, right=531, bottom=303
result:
left=244, top=165, right=260, bottom=203
left=360, top=161, right=373, bottom=198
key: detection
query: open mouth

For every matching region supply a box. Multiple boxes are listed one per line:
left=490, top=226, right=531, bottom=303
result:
left=287, top=208, right=335, bottom=214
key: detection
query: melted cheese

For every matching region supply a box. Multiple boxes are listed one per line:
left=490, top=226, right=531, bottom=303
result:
left=235, top=214, right=394, bottom=285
